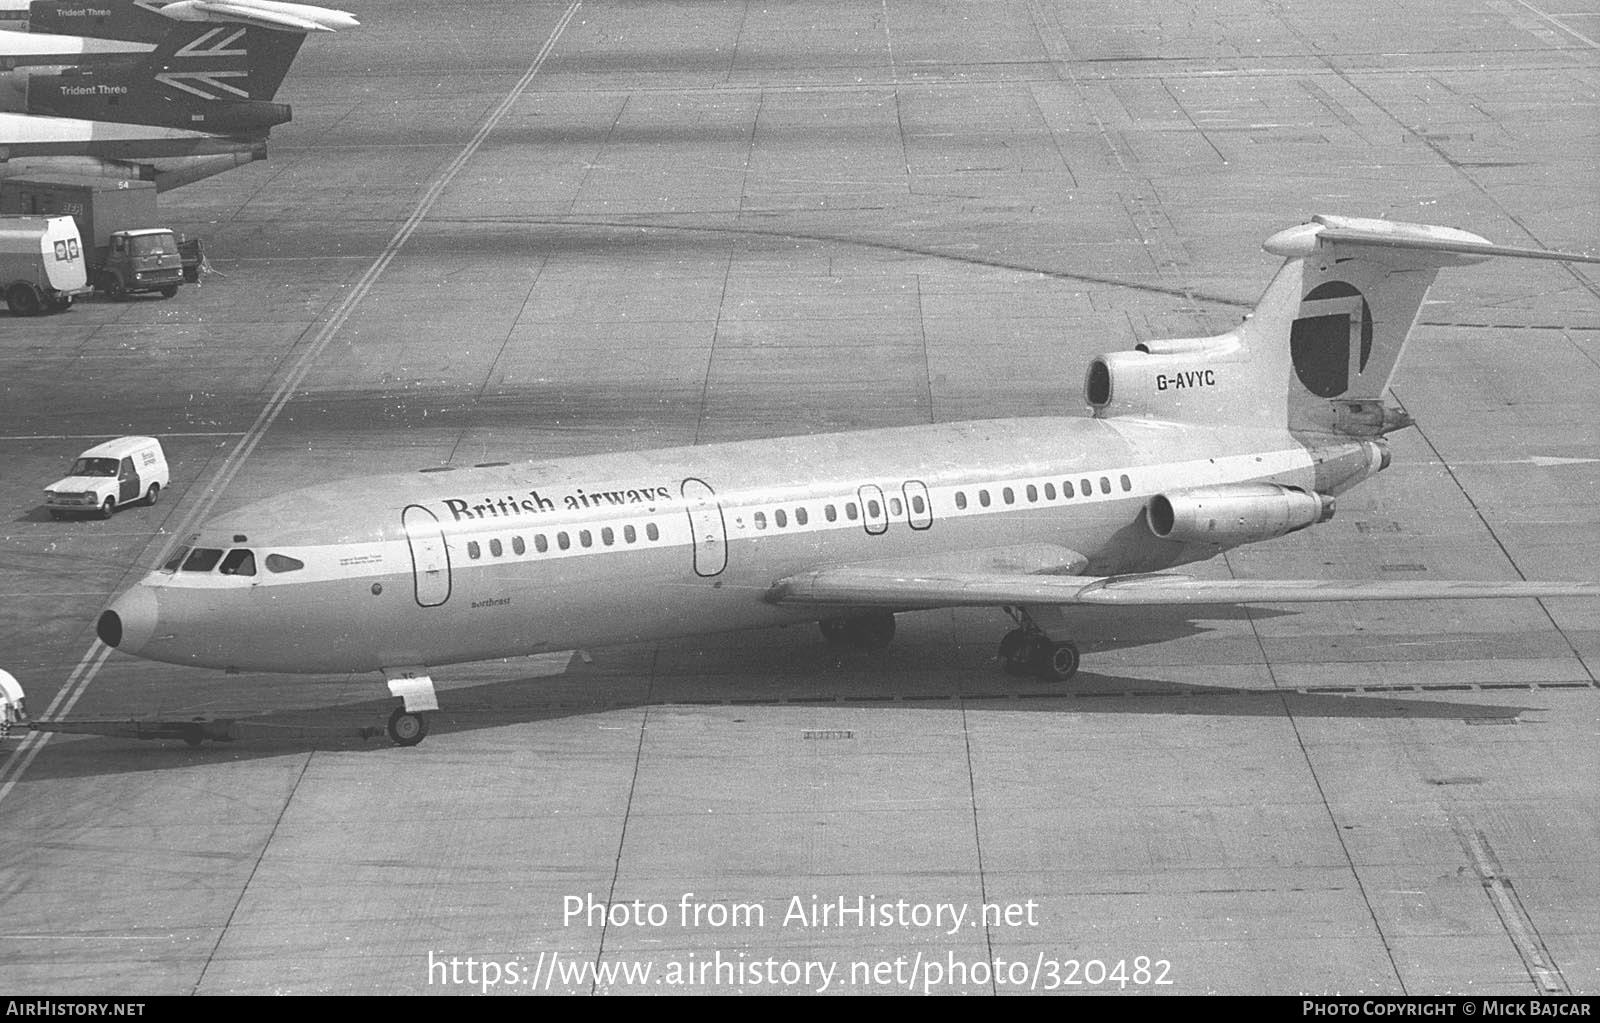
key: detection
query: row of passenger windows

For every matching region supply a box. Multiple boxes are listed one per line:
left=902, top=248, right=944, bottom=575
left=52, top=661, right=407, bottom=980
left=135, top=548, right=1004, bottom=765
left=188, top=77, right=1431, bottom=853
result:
left=954, top=475, right=1131, bottom=510
left=161, top=546, right=306, bottom=576
left=748, top=492, right=928, bottom=531
left=465, top=521, right=661, bottom=560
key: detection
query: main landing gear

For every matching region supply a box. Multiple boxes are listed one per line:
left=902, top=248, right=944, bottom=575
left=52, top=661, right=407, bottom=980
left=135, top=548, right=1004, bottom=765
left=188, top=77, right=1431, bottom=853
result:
left=997, top=608, right=1080, bottom=682
left=817, top=608, right=1081, bottom=682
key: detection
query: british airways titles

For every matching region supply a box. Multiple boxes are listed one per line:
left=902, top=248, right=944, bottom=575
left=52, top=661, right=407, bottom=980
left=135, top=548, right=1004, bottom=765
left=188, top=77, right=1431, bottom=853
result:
left=440, top=483, right=674, bottom=522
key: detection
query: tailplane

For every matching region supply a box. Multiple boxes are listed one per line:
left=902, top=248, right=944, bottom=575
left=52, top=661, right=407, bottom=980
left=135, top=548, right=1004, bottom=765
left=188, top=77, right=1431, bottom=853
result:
left=1086, top=215, right=1600, bottom=435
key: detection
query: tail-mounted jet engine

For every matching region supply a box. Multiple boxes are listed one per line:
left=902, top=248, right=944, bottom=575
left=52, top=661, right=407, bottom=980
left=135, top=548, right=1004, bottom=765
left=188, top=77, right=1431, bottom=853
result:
left=1146, top=483, right=1334, bottom=546
left=1084, top=334, right=1259, bottom=425
left=1145, top=483, right=1331, bottom=547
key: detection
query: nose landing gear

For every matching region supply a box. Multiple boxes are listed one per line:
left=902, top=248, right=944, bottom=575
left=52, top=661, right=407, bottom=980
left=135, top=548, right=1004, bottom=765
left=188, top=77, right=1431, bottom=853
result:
left=387, top=706, right=429, bottom=747
left=384, top=668, right=438, bottom=747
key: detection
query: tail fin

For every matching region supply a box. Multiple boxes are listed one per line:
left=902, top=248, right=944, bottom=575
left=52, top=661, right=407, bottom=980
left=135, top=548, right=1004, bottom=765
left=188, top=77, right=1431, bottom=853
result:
left=148, top=22, right=308, bottom=102
left=1271, top=215, right=1493, bottom=434
left=1086, top=215, right=1599, bottom=435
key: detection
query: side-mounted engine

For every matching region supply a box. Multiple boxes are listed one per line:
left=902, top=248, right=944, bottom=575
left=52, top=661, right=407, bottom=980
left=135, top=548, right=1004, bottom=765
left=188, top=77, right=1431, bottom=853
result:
left=1146, top=483, right=1334, bottom=546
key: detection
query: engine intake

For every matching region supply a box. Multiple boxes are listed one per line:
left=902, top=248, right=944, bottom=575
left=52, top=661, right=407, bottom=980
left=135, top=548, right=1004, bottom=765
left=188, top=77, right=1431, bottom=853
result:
left=1147, top=484, right=1334, bottom=546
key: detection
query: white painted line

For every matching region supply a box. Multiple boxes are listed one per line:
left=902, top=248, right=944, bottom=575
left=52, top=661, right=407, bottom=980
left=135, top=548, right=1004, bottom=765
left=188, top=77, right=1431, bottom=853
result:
left=1517, top=0, right=1600, bottom=49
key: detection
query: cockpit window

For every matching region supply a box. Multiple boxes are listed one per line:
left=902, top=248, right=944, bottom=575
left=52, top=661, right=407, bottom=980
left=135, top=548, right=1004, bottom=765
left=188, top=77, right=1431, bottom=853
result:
left=181, top=548, right=224, bottom=572
left=70, top=457, right=119, bottom=477
left=218, top=549, right=256, bottom=577
left=265, top=554, right=304, bottom=574
left=161, top=546, right=191, bottom=573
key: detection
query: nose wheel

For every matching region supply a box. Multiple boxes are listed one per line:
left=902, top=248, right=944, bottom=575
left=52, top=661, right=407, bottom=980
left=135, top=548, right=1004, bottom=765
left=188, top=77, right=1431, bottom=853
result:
left=387, top=706, right=429, bottom=747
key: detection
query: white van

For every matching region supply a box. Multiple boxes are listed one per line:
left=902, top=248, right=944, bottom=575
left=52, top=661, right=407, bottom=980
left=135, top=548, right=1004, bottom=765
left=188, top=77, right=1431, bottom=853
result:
left=44, top=436, right=169, bottom=519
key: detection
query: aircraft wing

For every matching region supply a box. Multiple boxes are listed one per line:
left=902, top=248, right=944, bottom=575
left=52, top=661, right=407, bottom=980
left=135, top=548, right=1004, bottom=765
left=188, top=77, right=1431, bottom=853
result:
left=767, top=563, right=1600, bottom=610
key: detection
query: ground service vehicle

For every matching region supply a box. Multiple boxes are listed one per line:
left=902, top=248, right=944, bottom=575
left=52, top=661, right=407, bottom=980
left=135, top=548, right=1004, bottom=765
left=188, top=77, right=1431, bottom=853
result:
left=44, top=437, right=170, bottom=520
left=0, top=214, right=91, bottom=316
left=0, top=176, right=199, bottom=299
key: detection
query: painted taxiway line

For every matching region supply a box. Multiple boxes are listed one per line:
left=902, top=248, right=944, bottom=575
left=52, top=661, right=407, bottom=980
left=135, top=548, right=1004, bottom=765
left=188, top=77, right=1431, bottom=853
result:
left=0, top=2, right=585, bottom=811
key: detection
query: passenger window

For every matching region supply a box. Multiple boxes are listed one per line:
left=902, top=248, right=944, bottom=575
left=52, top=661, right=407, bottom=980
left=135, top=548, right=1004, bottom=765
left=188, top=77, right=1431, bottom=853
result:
left=795, top=507, right=807, bottom=526
left=889, top=498, right=902, bottom=517
left=826, top=505, right=837, bottom=522
left=1100, top=477, right=1111, bottom=494
left=754, top=511, right=767, bottom=530
left=646, top=522, right=660, bottom=541
left=182, top=548, right=223, bottom=572
left=775, top=509, right=787, bottom=528
left=557, top=532, right=570, bottom=551
left=536, top=534, right=549, bottom=553
left=467, top=541, right=481, bottom=560
left=1121, top=474, right=1132, bottom=492
left=580, top=530, right=592, bottom=548
left=218, top=549, right=256, bottom=577
left=602, top=527, right=614, bottom=546
left=1080, top=479, right=1092, bottom=496
left=1044, top=483, right=1056, bottom=500
left=866, top=500, right=880, bottom=518
left=1003, top=487, right=1014, bottom=505
left=955, top=492, right=967, bottom=510
left=845, top=503, right=858, bottom=520
left=1063, top=480, right=1075, bottom=498
left=490, top=539, right=503, bottom=557
left=513, top=536, right=525, bottom=555
left=161, top=546, right=191, bottom=573
left=912, top=495, right=925, bottom=514
left=1026, top=485, right=1037, bottom=502
left=979, top=490, right=991, bottom=508
left=265, top=554, right=304, bottom=574
left=624, top=524, right=637, bottom=543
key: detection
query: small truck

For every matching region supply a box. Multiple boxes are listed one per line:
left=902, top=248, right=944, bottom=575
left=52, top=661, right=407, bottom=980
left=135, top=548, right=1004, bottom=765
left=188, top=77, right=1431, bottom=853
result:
left=0, top=214, right=93, bottom=316
left=0, top=175, right=200, bottom=301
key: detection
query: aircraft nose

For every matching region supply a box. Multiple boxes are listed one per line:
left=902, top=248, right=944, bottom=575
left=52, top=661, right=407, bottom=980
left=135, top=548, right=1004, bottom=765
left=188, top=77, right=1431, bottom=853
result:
left=98, top=586, right=158, bottom=655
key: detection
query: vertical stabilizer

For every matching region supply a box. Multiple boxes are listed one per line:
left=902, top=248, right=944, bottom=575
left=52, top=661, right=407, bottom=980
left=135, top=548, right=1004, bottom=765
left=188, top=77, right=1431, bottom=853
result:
left=1267, top=215, right=1494, bottom=434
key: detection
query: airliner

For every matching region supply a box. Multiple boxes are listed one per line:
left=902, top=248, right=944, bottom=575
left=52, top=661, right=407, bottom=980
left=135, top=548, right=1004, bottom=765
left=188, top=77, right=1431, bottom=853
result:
left=94, top=215, right=1600, bottom=745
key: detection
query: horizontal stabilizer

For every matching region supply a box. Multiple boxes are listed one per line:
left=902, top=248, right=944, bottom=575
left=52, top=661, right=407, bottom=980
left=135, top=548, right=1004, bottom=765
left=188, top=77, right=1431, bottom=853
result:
left=0, top=32, right=152, bottom=66
left=159, top=0, right=358, bottom=31
left=1267, top=214, right=1600, bottom=265
left=769, top=563, right=1599, bottom=611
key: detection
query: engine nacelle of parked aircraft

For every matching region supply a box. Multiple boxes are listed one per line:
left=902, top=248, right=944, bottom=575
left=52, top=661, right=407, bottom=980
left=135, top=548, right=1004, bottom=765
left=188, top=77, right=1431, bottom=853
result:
left=1146, top=483, right=1333, bottom=545
left=1084, top=334, right=1247, bottom=423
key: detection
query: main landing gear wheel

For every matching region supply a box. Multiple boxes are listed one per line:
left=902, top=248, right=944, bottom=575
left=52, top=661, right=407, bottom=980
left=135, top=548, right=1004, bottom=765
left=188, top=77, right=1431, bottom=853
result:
left=997, top=617, right=1081, bottom=682
left=818, top=611, right=897, bottom=650
left=387, top=706, right=428, bottom=747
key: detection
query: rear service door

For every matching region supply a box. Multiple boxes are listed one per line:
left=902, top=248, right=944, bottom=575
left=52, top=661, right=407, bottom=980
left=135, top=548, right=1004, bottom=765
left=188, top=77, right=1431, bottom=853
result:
left=402, top=504, right=452, bottom=607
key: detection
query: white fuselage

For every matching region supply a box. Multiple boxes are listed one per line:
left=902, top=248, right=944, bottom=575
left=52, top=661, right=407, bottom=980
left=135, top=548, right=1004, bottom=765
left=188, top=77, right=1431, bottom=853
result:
left=100, top=416, right=1380, bottom=675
